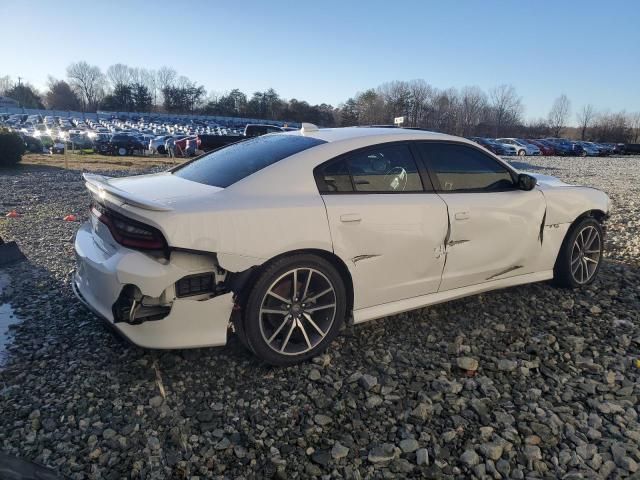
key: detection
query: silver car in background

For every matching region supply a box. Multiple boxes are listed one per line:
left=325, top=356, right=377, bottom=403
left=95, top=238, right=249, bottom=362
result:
left=497, top=138, right=542, bottom=156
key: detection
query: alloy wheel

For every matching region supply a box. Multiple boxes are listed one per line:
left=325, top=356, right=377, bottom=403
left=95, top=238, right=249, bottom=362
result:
left=570, top=225, right=601, bottom=284
left=259, top=268, right=337, bottom=356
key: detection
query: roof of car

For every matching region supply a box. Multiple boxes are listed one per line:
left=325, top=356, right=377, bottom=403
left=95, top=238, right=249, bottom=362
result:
left=285, top=126, right=462, bottom=144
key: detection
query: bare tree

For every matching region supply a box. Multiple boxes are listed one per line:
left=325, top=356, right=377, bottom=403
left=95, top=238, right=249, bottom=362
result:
left=457, top=86, right=487, bottom=136
left=406, top=79, right=433, bottom=127
left=377, top=81, right=411, bottom=124
left=489, top=84, right=523, bottom=137
left=591, top=112, right=631, bottom=143
left=0, top=75, right=12, bottom=95
left=430, top=88, right=459, bottom=133
left=629, top=112, right=640, bottom=143
left=139, top=69, right=157, bottom=108
left=548, top=94, right=571, bottom=137
left=175, top=75, right=193, bottom=90
left=575, top=104, right=596, bottom=140
left=128, top=67, right=141, bottom=85
left=106, top=64, right=132, bottom=88
left=156, top=67, right=175, bottom=90
left=155, top=67, right=177, bottom=111
left=355, top=89, right=386, bottom=125
left=66, top=61, right=106, bottom=111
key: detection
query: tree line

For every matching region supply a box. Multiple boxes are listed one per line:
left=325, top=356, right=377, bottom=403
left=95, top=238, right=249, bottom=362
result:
left=341, top=83, right=639, bottom=143
left=1, top=64, right=639, bottom=143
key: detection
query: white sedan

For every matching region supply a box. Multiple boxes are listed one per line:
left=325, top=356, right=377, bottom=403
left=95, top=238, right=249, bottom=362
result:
left=496, top=138, right=541, bottom=156
left=74, top=126, right=609, bottom=365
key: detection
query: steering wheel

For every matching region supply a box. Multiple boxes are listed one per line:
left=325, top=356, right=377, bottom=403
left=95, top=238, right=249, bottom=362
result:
left=384, top=166, right=408, bottom=191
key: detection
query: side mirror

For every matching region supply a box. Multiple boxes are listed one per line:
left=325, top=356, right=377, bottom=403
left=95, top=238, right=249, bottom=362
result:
left=517, top=173, right=537, bottom=191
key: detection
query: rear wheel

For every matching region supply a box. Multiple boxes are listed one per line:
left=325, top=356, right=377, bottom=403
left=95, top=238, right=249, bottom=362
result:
left=554, top=217, right=603, bottom=288
left=117, top=147, right=128, bottom=156
left=518, top=149, right=526, bottom=156
left=241, top=254, right=346, bottom=365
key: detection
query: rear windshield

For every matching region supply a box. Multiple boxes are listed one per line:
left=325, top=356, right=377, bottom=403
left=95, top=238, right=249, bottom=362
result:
left=172, top=134, right=326, bottom=188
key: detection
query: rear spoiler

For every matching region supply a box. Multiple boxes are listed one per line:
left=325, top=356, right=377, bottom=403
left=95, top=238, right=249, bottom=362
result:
left=83, top=173, right=174, bottom=212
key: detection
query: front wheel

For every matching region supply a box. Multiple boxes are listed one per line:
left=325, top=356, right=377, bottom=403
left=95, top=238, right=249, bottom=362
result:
left=553, top=217, right=604, bottom=288
left=518, top=149, right=526, bottom=156
left=241, top=254, right=347, bottom=365
left=117, top=147, right=128, bottom=156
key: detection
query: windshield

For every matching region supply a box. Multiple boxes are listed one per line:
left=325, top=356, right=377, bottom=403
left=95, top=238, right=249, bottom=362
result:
left=173, top=134, right=326, bottom=188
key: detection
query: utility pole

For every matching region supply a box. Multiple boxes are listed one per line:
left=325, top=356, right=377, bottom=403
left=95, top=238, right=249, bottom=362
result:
left=17, top=76, right=22, bottom=86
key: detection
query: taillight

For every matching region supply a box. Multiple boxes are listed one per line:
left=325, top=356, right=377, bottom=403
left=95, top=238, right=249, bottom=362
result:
left=91, top=203, right=167, bottom=250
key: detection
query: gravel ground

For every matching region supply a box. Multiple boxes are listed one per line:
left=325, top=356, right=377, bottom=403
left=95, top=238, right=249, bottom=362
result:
left=0, top=156, right=638, bottom=479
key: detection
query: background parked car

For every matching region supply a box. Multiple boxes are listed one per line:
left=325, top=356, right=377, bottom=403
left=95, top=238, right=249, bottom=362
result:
left=108, top=134, right=146, bottom=156
left=526, top=139, right=556, bottom=156
left=544, top=138, right=584, bottom=157
left=598, top=143, right=614, bottom=155
left=576, top=141, right=601, bottom=156
left=468, top=137, right=509, bottom=155
left=185, top=136, right=202, bottom=156
left=244, top=124, right=288, bottom=137
left=22, top=134, right=43, bottom=153
left=496, top=138, right=541, bottom=156
left=149, top=135, right=173, bottom=154
left=52, top=139, right=65, bottom=154
left=612, top=143, right=626, bottom=154
left=67, top=133, right=94, bottom=150
left=174, top=136, right=200, bottom=156
left=197, top=134, right=245, bottom=152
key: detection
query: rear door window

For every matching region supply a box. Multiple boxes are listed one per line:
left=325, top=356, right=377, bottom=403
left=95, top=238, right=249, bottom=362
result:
left=173, top=134, right=326, bottom=188
left=347, top=145, right=423, bottom=192
left=316, top=144, right=424, bottom=193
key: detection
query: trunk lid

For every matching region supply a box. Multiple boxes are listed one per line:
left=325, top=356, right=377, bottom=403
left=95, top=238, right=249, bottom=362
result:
left=84, top=172, right=223, bottom=211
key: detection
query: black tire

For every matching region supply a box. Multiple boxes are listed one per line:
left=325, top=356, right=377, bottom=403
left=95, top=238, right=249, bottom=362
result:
left=117, top=146, right=128, bottom=156
left=231, top=310, right=254, bottom=353
left=518, top=149, right=526, bottom=156
left=241, top=254, right=347, bottom=366
left=553, top=217, right=604, bottom=288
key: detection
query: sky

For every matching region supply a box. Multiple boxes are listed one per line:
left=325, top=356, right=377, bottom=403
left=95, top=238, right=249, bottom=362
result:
left=1, top=0, right=639, bottom=123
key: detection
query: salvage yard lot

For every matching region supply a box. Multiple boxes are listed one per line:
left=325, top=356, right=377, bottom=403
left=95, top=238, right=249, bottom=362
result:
left=0, top=155, right=639, bottom=479
left=19, top=152, right=182, bottom=171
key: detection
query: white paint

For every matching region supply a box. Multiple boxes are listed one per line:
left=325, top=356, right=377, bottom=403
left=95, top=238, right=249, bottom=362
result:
left=116, top=293, right=234, bottom=349
left=353, top=270, right=554, bottom=324
left=323, top=193, right=448, bottom=309
left=437, top=189, right=546, bottom=290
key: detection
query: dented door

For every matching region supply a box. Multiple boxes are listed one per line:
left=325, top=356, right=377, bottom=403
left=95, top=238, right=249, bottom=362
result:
left=438, top=189, right=547, bottom=291
left=323, top=193, right=449, bottom=309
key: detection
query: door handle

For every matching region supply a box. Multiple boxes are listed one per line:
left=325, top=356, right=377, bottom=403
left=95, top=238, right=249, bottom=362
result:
left=454, top=211, right=470, bottom=221
left=340, top=213, right=362, bottom=223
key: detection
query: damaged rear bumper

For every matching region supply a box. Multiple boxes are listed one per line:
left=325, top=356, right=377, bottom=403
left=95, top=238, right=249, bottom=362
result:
left=73, top=221, right=234, bottom=349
